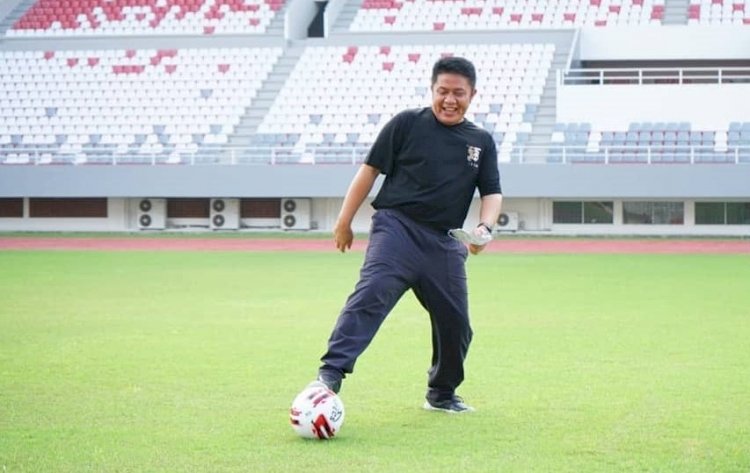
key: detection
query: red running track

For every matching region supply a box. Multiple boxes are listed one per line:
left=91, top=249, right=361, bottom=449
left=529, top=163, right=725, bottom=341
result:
left=1, top=237, right=749, bottom=253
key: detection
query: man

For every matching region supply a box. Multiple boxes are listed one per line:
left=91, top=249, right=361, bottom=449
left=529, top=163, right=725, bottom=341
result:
left=312, top=56, right=503, bottom=413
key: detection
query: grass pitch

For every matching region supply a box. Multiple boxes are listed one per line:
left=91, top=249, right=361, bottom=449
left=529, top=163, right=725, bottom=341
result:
left=1, top=249, right=749, bottom=472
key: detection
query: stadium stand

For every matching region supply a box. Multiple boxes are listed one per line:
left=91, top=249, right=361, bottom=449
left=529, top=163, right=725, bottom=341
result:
left=687, top=0, right=750, bottom=25
left=0, top=47, right=282, bottom=164
left=547, top=121, right=750, bottom=163
left=6, top=0, right=286, bottom=36
left=254, top=42, right=554, bottom=163
left=349, top=0, right=667, bottom=31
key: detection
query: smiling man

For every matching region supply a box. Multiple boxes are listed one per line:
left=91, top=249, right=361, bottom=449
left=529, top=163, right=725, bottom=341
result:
left=309, top=56, right=503, bottom=414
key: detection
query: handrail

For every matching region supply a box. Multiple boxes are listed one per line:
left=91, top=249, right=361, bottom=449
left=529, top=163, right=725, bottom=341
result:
left=562, top=67, right=750, bottom=86
left=564, top=28, right=580, bottom=75
left=1, top=144, right=748, bottom=165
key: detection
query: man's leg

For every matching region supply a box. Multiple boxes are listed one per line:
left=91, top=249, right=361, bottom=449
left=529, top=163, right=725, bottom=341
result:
left=412, top=244, right=472, bottom=404
left=319, top=211, right=417, bottom=390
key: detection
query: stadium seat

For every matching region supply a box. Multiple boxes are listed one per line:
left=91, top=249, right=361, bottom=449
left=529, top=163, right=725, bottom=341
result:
left=7, top=0, right=286, bottom=37
left=349, top=0, right=665, bottom=31
left=254, top=43, right=554, bottom=160
left=0, top=47, right=282, bottom=163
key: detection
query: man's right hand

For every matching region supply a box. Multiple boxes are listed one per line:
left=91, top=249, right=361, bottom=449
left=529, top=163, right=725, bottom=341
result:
left=334, top=221, right=354, bottom=253
left=332, top=164, right=380, bottom=253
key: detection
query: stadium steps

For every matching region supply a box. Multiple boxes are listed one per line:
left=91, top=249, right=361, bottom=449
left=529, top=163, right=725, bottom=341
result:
left=332, top=0, right=362, bottom=33
left=229, top=43, right=306, bottom=149
left=0, top=0, right=34, bottom=36
left=662, top=0, right=689, bottom=24
left=265, top=3, right=288, bottom=36
left=522, top=48, right=572, bottom=163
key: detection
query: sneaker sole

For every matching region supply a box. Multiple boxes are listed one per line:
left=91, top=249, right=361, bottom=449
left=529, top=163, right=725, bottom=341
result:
left=422, top=401, right=475, bottom=414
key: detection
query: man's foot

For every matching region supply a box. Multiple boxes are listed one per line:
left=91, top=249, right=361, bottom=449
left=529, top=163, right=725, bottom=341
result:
left=422, top=396, right=475, bottom=414
left=314, top=370, right=342, bottom=394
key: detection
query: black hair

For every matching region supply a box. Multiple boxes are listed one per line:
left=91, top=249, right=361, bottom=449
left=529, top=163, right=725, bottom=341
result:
left=431, top=56, right=477, bottom=89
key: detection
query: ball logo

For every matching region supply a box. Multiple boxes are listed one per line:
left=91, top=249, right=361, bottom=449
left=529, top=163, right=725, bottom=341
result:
left=329, top=405, right=343, bottom=423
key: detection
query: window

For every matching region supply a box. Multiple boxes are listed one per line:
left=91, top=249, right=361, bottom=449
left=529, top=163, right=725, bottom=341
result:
left=29, top=198, right=107, bottom=218
left=623, top=202, right=683, bottom=225
left=0, top=198, right=23, bottom=218
left=241, top=198, right=281, bottom=218
left=553, top=202, right=581, bottom=223
left=583, top=202, right=614, bottom=224
left=553, top=201, right=613, bottom=224
left=696, top=202, right=750, bottom=225
left=167, top=198, right=210, bottom=218
left=695, top=202, right=724, bottom=225
left=727, top=203, right=750, bottom=225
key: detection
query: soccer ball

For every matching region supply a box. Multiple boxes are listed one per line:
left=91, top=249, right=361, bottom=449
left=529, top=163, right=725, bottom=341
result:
left=289, top=384, right=345, bottom=439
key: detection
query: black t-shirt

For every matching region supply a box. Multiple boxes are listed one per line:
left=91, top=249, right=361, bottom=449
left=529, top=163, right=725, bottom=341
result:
left=366, top=107, right=502, bottom=232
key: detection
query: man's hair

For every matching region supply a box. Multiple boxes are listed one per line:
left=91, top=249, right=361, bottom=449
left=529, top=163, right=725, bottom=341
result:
left=431, top=56, right=477, bottom=89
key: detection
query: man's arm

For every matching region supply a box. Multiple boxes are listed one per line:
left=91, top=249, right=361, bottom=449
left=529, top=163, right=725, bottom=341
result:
left=334, top=164, right=380, bottom=253
left=469, top=193, right=503, bottom=255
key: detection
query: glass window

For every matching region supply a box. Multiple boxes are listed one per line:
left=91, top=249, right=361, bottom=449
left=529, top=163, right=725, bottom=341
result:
left=695, top=202, right=725, bottom=224
left=623, top=202, right=683, bottom=225
left=583, top=201, right=614, bottom=224
left=727, top=203, right=750, bottom=225
left=554, top=201, right=613, bottom=224
left=553, top=201, right=582, bottom=224
left=695, top=202, right=750, bottom=225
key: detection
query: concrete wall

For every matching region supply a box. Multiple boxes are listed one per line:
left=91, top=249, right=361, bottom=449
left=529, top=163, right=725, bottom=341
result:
left=2, top=163, right=749, bottom=199
left=2, top=164, right=748, bottom=234
left=3, top=195, right=747, bottom=236
left=558, top=83, right=750, bottom=130
left=284, top=0, right=318, bottom=40
left=578, top=26, right=750, bottom=61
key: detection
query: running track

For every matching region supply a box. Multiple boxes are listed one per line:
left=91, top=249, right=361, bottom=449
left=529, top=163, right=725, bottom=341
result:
left=1, top=236, right=749, bottom=253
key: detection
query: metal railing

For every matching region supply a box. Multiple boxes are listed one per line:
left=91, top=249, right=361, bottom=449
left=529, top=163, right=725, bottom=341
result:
left=0, top=145, right=371, bottom=166
left=533, top=144, right=750, bottom=164
left=1, top=144, right=749, bottom=165
left=561, top=67, right=750, bottom=86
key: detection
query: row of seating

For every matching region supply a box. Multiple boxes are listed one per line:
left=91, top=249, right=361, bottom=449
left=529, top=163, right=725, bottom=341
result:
left=0, top=46, right=281, bottom=163
left=255, top=43, right=554, bottom=162
left=548, top=122, right=750, bottom=163
left=9, top=0, right=749, bottom=37
left=687, top=0, right=750, bottom=24
left=350, top=0, right=668, bottom=31
left=7, top=0, right=285, bottom=36
left=1, top=41, right=746, bottom=166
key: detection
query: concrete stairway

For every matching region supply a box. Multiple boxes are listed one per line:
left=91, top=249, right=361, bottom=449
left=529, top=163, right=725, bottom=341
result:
left=229, top=43, right=305, bottom=148
left=332, top=0, right=362, bottom=33
left=521, top=46, right=574, bottom=163
left=0, top=0, right=35, bottom=36
left=662, top=0, right=690, bottom=24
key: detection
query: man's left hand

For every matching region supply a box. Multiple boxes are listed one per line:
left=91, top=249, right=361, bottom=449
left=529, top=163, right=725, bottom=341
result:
left=469, top=225, right=491, bottom=255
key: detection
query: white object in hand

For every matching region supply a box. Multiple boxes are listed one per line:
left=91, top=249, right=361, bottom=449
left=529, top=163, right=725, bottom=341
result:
left=448, top=228, right=493, bottom=246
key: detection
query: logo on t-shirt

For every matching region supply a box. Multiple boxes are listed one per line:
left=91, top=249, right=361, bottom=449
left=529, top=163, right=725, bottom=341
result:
left=466, top=145, right=481, bottom=168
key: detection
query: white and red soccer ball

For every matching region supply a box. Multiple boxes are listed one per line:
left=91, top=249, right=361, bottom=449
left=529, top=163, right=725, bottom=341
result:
left=289, top=384, right=345, bottom=439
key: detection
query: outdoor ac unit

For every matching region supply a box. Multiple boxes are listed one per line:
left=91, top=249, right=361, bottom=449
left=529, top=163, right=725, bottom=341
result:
left=137, top=198, right=166, bottom=230
left=210, top=198, right=240, bottom=230
left=280, top=198, right=311, bottom=230
left=497, top=212, right=519, bottom=232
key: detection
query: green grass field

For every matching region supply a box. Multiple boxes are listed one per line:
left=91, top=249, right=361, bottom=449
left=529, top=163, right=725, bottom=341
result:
left=1, top=249, right=749, bottom=472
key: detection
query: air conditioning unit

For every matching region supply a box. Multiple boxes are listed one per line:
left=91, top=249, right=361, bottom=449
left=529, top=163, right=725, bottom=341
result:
left=496, top=212, right=519, bottom=232
left=137, top=198, right=166, bottom=230
left=280, top=198, right=311, bottom=230
left=210, top=198, right=240, bottom=230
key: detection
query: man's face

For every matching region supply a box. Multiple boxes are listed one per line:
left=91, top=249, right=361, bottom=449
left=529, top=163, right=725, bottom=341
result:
left=431, top=72, right=476, bottom=126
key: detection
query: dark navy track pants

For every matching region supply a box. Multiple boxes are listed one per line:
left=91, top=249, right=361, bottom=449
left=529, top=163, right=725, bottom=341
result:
left=320, top=208, right=472, bottom=402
